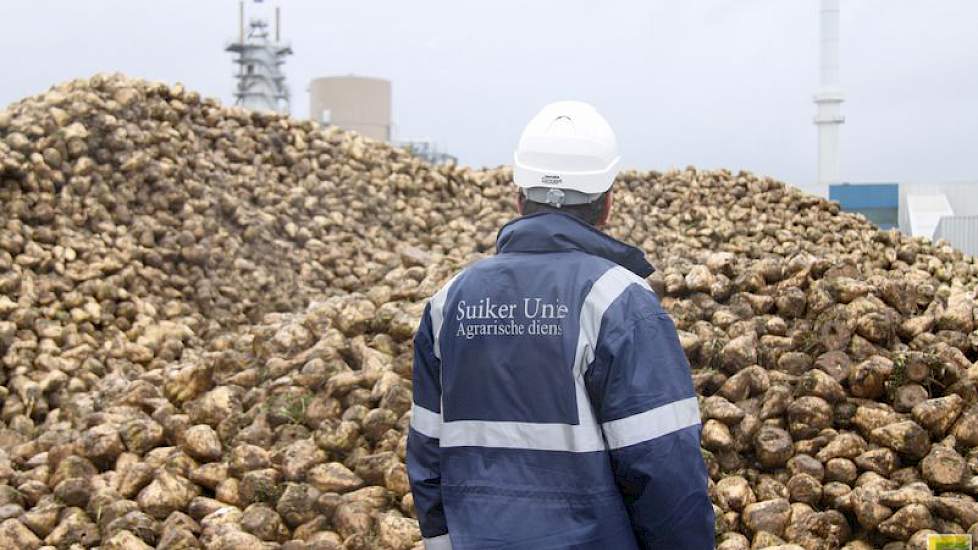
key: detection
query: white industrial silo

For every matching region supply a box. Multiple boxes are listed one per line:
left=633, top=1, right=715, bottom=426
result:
left=309, top=76, right=392, bottom=142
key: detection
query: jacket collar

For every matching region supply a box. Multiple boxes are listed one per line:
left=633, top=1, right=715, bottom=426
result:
left=495, top=211, right=655, bottom=277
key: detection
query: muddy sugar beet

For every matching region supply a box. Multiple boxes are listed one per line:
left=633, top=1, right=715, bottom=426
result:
left=0, top=74, right=977, bottom=549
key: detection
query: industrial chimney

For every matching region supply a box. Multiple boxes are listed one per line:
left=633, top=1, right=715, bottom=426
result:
left=813, top=0, right=845, bottom=198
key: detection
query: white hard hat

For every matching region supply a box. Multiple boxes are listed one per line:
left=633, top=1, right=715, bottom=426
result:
left=513, top=101, right=621, bottom=196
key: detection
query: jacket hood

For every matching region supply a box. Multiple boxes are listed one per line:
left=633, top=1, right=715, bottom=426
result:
left=495, top=211, right=655, bottom=278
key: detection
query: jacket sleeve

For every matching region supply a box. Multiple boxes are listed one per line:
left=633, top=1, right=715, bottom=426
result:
left=406, top=303, right=453, bottom=550
left=585, top=289, right=715, bottom=550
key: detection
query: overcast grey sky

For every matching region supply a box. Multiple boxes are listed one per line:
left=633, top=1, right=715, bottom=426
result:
left=2, top=1, right=976, bottom=189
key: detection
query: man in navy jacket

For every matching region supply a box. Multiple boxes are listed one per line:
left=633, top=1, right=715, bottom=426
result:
left=407, top=101, right=714, bottom=549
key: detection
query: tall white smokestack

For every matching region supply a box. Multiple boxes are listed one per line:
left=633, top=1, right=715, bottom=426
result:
left=813, top=0, right=845, bottom=198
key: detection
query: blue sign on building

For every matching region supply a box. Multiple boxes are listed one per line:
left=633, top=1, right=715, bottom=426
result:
left=829, top=183, right=899, bottom=229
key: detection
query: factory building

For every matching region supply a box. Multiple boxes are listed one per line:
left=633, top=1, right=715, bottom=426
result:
left=831, top=181, right=978, bottom=257
left=829, top=183, right=898, bottom=230
left=308, top=75, right=456, bottom=163
left=812, top=1, right=976, bottom=257
left=900, top=181, right=978, bottom=256
left=309, top=76, right=392, bottom=142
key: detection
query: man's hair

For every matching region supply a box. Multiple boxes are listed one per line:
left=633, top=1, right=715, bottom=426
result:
left=521, top=191, right=608, bottom=226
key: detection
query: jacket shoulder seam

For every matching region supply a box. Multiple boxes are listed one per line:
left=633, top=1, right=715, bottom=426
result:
left=600, top=310, right=670, bottom=353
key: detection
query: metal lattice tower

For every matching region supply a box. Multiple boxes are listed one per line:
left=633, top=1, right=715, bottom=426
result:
left=226, top=2, right=292, bottom=114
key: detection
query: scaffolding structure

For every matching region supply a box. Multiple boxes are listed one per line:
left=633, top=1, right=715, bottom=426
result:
left=226, top=2, right=292, bottom=114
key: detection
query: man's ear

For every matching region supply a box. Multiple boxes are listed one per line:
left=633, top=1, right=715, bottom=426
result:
left=596, top=192, right=613, bottom=227
left=515, top=191, right=524, bottom=215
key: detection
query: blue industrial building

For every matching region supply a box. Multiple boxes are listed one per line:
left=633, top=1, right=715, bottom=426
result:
left=826, top=181, right=978, bottom=257
left=829, top=183, right=899, bottom=229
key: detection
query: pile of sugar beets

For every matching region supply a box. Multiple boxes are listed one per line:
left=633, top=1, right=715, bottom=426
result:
left=0, top=74, right=976, bottom=550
